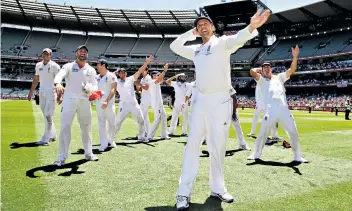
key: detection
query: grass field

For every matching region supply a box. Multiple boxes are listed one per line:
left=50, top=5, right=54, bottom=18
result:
left=1, top=100, right=352, bottom=211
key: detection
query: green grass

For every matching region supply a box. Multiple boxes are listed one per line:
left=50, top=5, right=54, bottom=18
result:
left=1, top=100, right=352, bottom=211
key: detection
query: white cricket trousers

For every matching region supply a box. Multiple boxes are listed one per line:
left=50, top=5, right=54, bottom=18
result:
left=147, top=103, right=168, bottom=139
left=114, top=101, right=145, bottom=139
left=39, top=90, right=57, bottom=142
left=251, top=106, right=303, bottom=160
left=96, top=101, right=116, bottom=149
left=231, top=110, right=246, bottom=146
left=250, top=106, right=278, bottom=137
left=169, top=101, right=189, bottom=134
left=140, top=99, right=151, bottom=137
left=57, top=97, right=93, bottom=161
left=178, top=92, right=231, bottom=197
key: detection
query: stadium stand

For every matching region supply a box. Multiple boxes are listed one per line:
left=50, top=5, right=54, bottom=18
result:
left=1, top=28, right=28, bottom=56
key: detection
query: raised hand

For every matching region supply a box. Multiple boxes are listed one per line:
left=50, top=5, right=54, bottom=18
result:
left=164, top=63, right=169, bottom=72
left=146, top=55, right=154, bottom=64
left=192, top=27, right=201, bottom=37
left=249, top=9, right=271, bottom=31
left=291, top=45, right=300, bottom=58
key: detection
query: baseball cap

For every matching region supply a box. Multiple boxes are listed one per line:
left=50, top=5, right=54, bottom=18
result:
left=151, top=71, right=161, bottom=76
left=75, top=45, right=88, bottom=52
left=261, top=62, right=272, bottom=67
left=98, top=59, right=108, bottom=68
left=42, top=48, right=52, bottom=54
left=194, top=16, right=213, bottom=27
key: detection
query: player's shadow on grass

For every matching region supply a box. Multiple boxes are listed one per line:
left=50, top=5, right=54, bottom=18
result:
left=200, top=149, right=244, bottom=158
left=10, top=142, right=43, bottom=149
left=246, top=159, right=302, bottom=175
left=26, top=159, right=88, bottom=178
left=144, top=196, right=223, bottom=211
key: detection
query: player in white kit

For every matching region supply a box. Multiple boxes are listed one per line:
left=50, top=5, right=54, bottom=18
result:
left=28, top=48, right=60, bottom=145
left=170, top=9, right=270, bottom=210
left=96, top=59, right=118, bottom=152
left=139, top=67, right=153, bottom=137
left=166, top=73, right=190, bottom=136
left=185, top=74, right=249, bottom=150
left=53, top=45, right=98, bottom=166
left=248, top=45, right=308, bottom=163
left=248, top=81, right=280, bottom=141
left=113, top=56, right=152, bottom=142
left=146, top=64, right=170, bottom=141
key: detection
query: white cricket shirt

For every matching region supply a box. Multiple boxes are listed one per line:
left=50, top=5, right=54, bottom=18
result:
left=256, top=72, right=289, bottom=109
left=170, top=25, right=258, bottom=95
left=140, top=74, right=152, bottom=102
left=97, top=71, right=117, bottom=105
left=171, top=81, right=190, bottom=103
left=35, top=60, right=60, bottom=91
left=54, top=61, right=97, bottom=99
left=148, top=79, right=163, bottom=106
left=117, top=76, right=137, bottom=102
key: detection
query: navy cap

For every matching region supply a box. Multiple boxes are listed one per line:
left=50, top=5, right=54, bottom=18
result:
left=261, top=62, right=271, bottom=67
left=98, top=59, right=108, bottom=68
left=76, top=45, right=88, bottom=52
left=194, top=16, right=213, bottom=27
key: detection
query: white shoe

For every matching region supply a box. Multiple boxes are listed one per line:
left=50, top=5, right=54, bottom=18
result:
left=36, top=140, right=49, bottom=145
left=109, top=141, right=117, bottom=148
left=85, top=154, right=99, bottom=161
left=176, top=195, right=190, bottom=210
left=53, top=159, right=65, bottom=166
left=143, top=138, right=150, bottom=143
left=247, top=154, right=259, bottom=160
left=210, top=192, right=234, bottom=203
left=294, top=157, right=309, bottom=163
left=161, top=136, right=171, bottom=140
left=238, top=144, right=251, bottom=151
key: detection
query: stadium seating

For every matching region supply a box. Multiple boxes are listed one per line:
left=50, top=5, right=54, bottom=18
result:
left=1, top=28, right=28, bottom=56
left=105, top=37, right=138, bottom=55
left=23, top=31, right=60, bottom=57
left=231, top=48, right=260, bottom=62
left=55, top=34, right=88, bottom=59
left=85, top=36, right=112, bottom=60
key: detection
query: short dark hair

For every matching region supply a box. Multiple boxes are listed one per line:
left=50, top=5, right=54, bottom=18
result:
left=98, top=59, right=108, bottom=69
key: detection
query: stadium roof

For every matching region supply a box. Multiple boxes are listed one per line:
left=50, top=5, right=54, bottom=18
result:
left=267, top=0, right=352, bottom=23
left=1, top=0, right=200, bottom=35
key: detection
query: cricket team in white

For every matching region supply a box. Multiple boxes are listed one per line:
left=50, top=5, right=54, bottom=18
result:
left=28, top=9, right=308, bottom=211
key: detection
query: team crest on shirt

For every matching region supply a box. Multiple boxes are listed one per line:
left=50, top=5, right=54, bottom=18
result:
left=205, top=46, right=212, bottom=55
left=72, top=68, right=79, bottom=72
left=105, top=77, right=108, bottom=82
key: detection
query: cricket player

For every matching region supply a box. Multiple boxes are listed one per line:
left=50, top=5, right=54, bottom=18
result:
left=248, top=45, right=308, bottom=163
left=166, top=73, right=190, bottom=136
left=96, top=59, right=118, bottom=152
left=146, top=64, right=170, bottom=141
left=28, top=48, right=60, bottom=145
left=113, top=56, right=152, bottom=142
left=139, top=67, right=153, bottom=136
left=170, top=9, right=270, bottom=210
left=53, top=45, right=98, bottom=166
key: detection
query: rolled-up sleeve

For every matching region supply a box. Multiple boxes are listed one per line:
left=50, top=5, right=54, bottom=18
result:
left=170, top=29, right=197, bottom=61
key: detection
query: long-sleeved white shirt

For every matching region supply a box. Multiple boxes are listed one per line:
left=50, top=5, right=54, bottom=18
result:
left=170, top=26, right=258, bottom=95
left=54, top=61, right=97, bottom=99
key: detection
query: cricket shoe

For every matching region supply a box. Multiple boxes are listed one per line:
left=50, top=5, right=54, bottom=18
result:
left=53, top=159, right=65, bottom=167
left=238, top=144, right=251, bottom=151
left=99, top=145, right=108, bottom=152
left=247, top=153, right=260, bottom=160
left=180, top=133, right=188, bottom=137
left=109, top=141, right=117, bottom=148
left=176, top=195, right=190, bottom=210
left=210, top=192, right=234, bottom=203
left=294, top=157, right=309, bottom=163
left=160, top=136, right=171, bottom=140
left=85, top=154, right=99, bottom=161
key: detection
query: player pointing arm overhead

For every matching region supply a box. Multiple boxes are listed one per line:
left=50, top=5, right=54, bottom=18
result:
left=170, top=9, right=270, bottom=210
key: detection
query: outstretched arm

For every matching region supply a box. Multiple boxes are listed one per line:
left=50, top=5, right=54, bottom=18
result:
left=155, top=63, right=169, bottom=84
left=286, top=45, right=300, bottom=78
left=165, top=73, right=180, bottom=85
left=250, top=67, right=262, bottom=81
left=133, top=55, right=153, bottom=81
left=224, top=9, right=270, bottom=52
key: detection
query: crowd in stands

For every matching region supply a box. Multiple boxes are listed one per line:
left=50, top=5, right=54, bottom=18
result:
left=1, top=73, right=33, bottom=81
left=272, top=60, right=352, bottom=73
